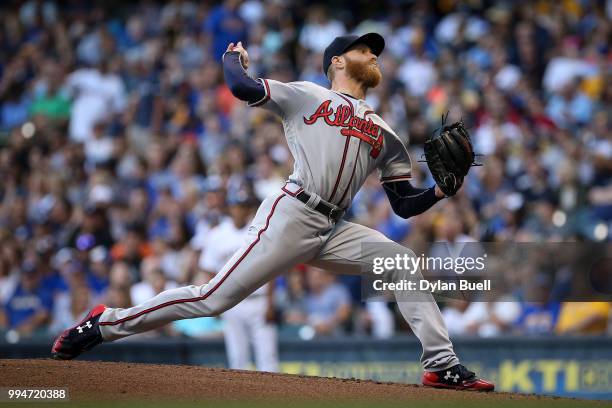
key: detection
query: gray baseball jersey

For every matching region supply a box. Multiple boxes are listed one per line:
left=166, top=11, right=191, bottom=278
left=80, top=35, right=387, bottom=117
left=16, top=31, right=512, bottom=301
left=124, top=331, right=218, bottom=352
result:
left=98, top=79, right=459, bottom=371
left=248, top=79, right=412, bottom=209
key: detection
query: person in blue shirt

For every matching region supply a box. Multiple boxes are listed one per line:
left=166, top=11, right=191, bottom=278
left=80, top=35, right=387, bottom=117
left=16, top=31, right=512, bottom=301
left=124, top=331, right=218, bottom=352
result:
left=1, top=265, right=53, bottom=337
left=203, top=0, right=248, bottom=61
left=302, top=267, right=352, bottom=336
left=514, top=274, right=561, bottom=335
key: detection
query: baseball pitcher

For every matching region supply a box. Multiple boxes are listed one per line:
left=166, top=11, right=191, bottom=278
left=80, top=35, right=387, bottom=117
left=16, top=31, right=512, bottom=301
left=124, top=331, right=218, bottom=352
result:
left=52, top=33, right=493, bottom=391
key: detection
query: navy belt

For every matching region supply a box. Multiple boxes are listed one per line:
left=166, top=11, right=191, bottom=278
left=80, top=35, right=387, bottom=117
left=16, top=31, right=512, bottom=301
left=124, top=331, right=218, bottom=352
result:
left=295, top=191, right=344, bottom=223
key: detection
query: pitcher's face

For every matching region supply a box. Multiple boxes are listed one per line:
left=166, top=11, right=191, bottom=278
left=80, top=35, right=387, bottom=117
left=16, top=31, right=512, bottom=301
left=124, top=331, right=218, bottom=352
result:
left=343, top=44, right=382, bottom=89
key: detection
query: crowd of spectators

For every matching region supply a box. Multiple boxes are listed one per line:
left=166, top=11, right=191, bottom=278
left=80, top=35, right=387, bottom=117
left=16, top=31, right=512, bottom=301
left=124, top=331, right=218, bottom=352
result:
left=0, top=0, right=610, bottom=342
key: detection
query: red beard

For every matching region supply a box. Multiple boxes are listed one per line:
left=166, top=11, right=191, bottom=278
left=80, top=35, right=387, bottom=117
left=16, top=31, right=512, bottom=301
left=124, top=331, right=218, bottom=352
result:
left=345, top=55, right=382, bottom=89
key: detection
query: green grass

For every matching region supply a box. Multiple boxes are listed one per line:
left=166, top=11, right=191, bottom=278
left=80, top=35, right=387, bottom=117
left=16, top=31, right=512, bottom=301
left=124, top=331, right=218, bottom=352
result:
left=5, top=399, right=610, bottom=408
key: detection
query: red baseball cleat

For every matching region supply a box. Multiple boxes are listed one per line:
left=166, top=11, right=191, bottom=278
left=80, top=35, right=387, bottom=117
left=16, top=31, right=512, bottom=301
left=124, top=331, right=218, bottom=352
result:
left=423, top=364, right=494, bottom=391
left=51, top=304, right=106, bottom=360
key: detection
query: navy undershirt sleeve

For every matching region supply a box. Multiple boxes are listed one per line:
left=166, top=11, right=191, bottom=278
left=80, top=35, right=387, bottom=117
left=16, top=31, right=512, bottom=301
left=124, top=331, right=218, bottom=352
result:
left=222, top=51, right=266, bottom=104
left=382, top=180, right=443, bottom=219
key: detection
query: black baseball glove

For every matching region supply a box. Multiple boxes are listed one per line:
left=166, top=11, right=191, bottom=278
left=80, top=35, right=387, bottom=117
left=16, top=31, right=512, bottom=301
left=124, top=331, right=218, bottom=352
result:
left=423, top=119, right=478, bottom=197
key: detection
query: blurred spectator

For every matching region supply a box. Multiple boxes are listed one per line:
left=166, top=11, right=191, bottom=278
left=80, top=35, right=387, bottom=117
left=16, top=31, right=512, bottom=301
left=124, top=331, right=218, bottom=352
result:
left=297, top=267, right=352, bottom=337
left=442, top=297, right=521, bottom=337
left=110, top=222, right=152, bottom=272
left=298, top=5, right=345, bottom=53
left=29, top=62, right=71, bottom=123
left=86, top=245, right=110, bottom=296
left=0, top=82, right=30, bottom=131
left=358, top=300, right=395, bottom=339
left=109, top=261, right=134, bottom=290
left=72, top=205, right=114, bottom=251
left=105, top=285, right=132, bottom=309
left=49, top=281, right=93, bottom=335
left=279, top=266, right=308, bottom=330
left=1, top=264, right=52, bottom=336
left=546, top=78, right=594, bottom=128
left=398, top=27, right=436, bottom=97
left=84, top=121, right=117, bottom=170
left=514, top=275, right=561, bottom=335
left=65, top=58, right=126, bottom=143
left=130, top=257, right=178, bottom=306
left=205, top=0, right=249, bottom=61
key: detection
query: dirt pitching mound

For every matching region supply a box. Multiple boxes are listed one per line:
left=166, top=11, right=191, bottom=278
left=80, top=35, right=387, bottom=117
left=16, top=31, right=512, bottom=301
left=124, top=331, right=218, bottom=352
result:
left=0, top=359, right=603, bottom=407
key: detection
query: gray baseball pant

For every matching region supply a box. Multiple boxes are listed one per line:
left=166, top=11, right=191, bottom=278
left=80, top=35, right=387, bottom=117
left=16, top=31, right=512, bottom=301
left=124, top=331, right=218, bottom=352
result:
left=98, top=186, right=459, bottom=371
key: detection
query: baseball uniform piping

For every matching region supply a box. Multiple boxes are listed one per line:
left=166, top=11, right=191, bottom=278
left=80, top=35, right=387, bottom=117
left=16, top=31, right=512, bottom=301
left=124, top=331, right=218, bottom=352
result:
left=328, top=136, right=351, bottom=202
left=337, top=140, right=361, bottom=205
left=381, top=174, right=412, bottom=183
left=99, top=194, right=286, bottom=326
left=328, top=93, right=355, bottom=203
left=248, top=78, right=271, bottom=107
left=281, top=185, right=304, bottom=197
left=336, top=109, right=373, bottom=204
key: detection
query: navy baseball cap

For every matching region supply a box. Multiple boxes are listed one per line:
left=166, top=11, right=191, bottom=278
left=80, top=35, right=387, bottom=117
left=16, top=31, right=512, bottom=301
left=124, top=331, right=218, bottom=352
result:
left=323, top=32, right=385, bottom=75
